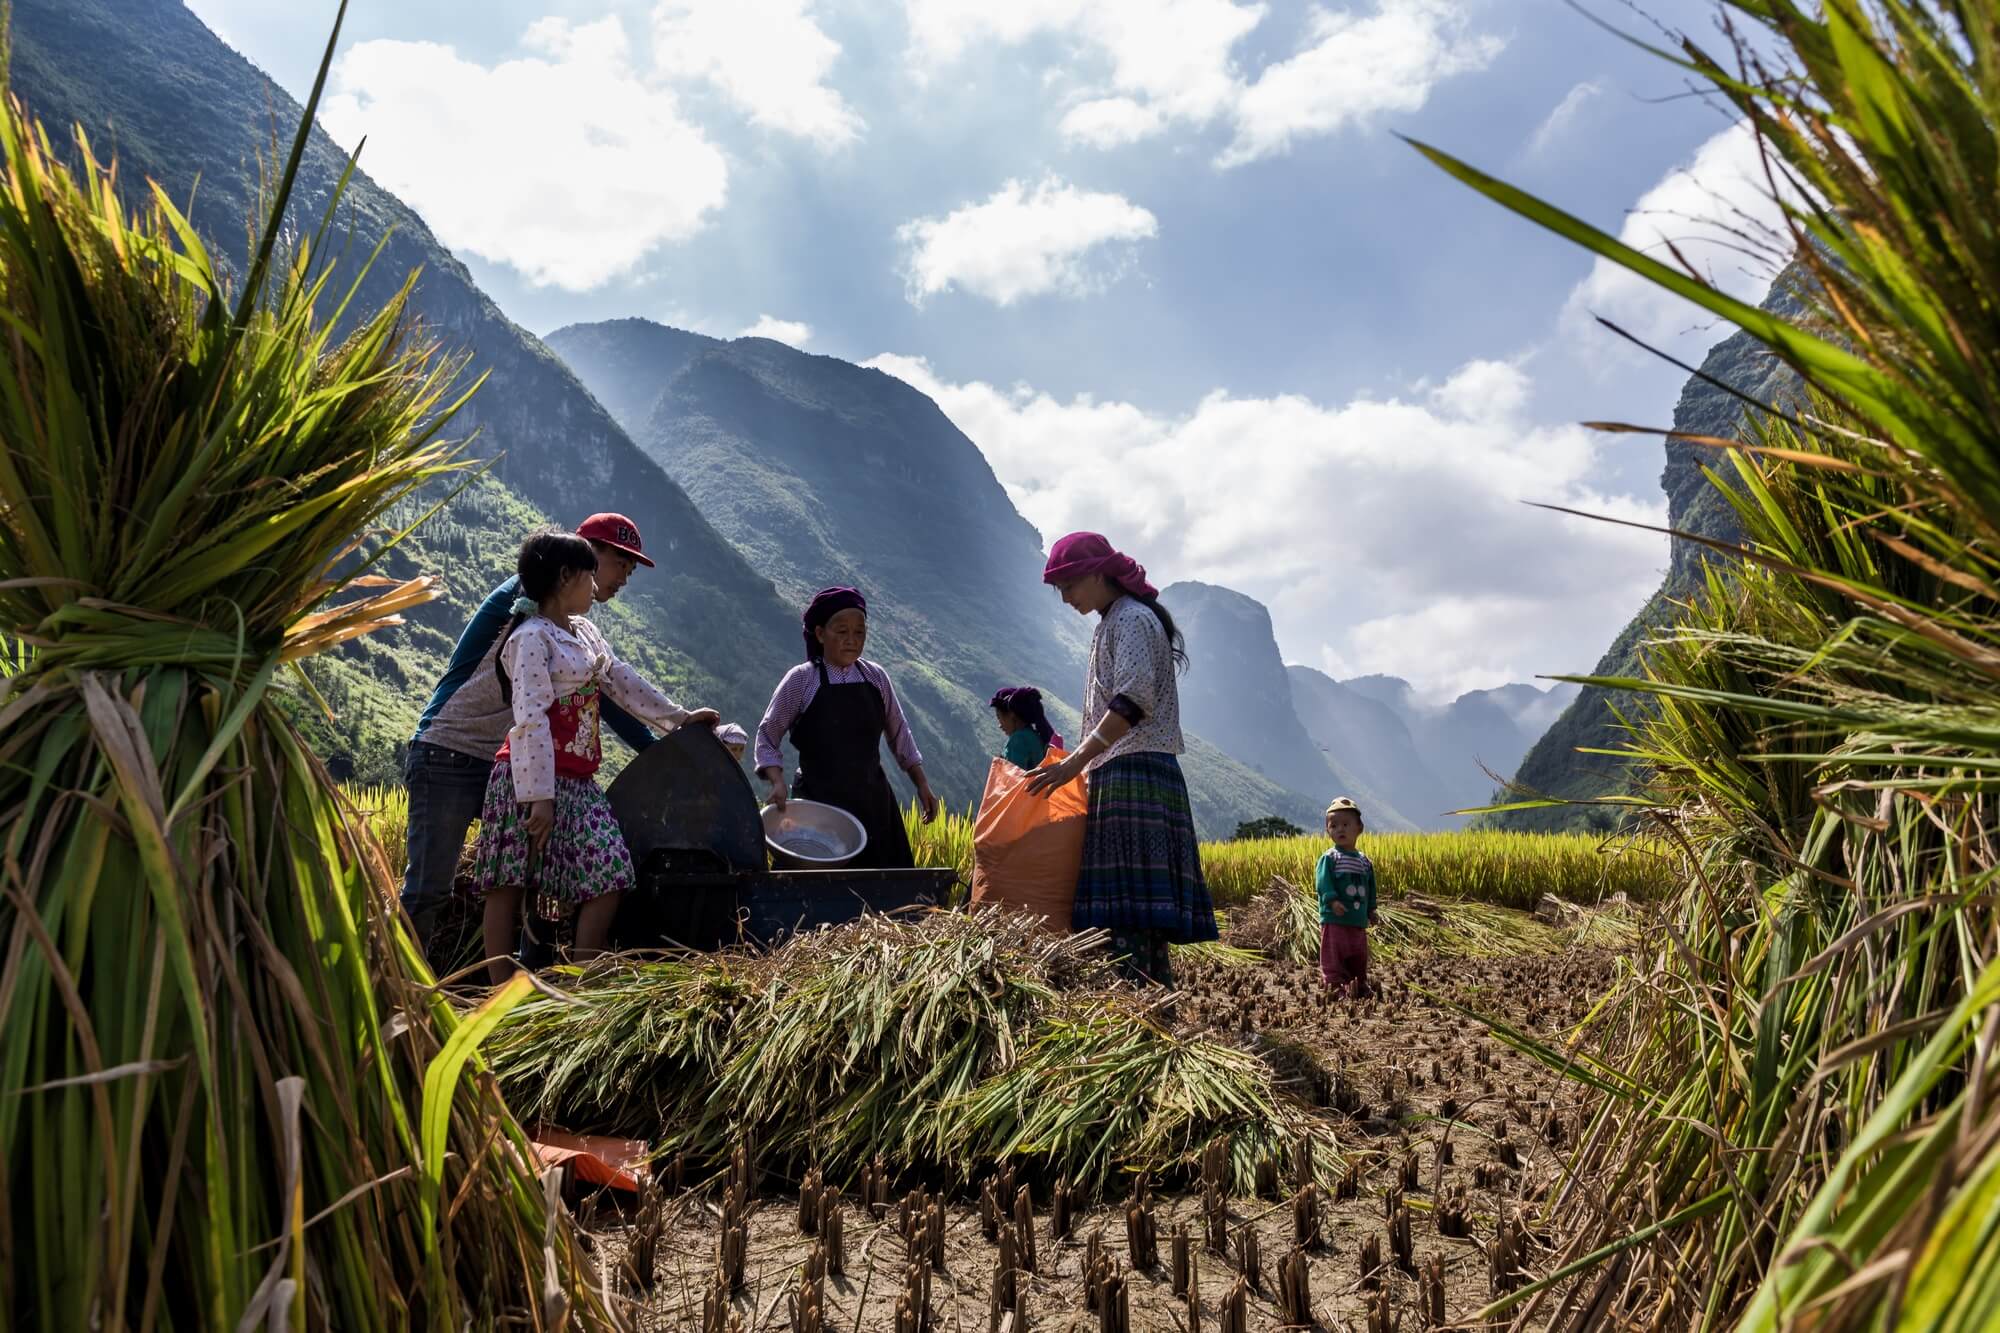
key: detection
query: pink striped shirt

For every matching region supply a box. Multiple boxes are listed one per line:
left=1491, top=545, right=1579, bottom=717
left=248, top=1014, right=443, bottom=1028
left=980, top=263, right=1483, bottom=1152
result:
left=754, top=659, right=925, bottom=776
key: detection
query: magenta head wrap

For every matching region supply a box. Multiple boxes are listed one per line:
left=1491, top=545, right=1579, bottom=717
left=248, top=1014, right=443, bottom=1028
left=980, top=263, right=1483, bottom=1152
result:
left=1041, top=532, right=1157, bottom=599
left=802, top=586, right=866, bottom=660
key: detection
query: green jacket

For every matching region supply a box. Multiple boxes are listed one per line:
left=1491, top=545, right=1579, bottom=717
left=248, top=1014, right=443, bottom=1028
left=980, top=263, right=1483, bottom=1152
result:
left=1316, top=847, right=1377, bottom=927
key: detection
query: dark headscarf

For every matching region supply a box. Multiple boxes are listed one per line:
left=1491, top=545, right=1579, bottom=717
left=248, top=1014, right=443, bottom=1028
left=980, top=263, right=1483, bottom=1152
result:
left=989, top=686, right=1064, bottom=750
left=1041, top=532, right=1158, bottom=599
left=802, top=586, right=867, bottom=660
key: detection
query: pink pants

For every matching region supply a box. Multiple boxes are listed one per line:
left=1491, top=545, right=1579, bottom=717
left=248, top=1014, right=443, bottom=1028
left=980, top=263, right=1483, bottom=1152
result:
left=1320, top=924, right=1369, bottom=993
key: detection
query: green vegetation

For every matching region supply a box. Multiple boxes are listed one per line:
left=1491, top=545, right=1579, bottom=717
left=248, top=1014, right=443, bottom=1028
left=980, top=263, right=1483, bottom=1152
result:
left=0, top=55, right=601, bottom=1328
left=1234, top=815, right=1306, bottom=840
left=488, top=910, right=1334, bottom=1196
left=1417, top=3, right=2000, bottom=1324
left=1202, top=831, right=1674, bottom=910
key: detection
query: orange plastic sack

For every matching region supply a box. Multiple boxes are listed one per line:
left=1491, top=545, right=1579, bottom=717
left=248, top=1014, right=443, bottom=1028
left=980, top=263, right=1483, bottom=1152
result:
left=970, top=748, right=1088, bottom=928
left=528, top=1126, right=650, bottom=1192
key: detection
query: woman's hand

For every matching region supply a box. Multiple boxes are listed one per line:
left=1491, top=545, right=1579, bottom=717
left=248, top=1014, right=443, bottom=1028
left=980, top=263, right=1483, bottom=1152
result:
left=917, top=783, right=942, bottom=824
left=759, top=768, right=788, bottom=809
left=683, top=707, right=721, bottom=728
left=1024, top=754, right=1082, bottom=797
left=525, top=799, right=555, bottom=856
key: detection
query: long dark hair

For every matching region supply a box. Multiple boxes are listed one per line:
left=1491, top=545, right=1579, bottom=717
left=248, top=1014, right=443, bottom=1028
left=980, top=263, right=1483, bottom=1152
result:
left=991, top=686, right=1057, bottom=747
left=495, top=529, right=598, bottom=705
left=1113, top=581, right=1190, bottom=672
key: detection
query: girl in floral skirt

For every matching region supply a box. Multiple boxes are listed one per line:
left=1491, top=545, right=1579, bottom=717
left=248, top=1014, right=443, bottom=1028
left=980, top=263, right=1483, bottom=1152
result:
left=472, top=530, right=718, bottom=982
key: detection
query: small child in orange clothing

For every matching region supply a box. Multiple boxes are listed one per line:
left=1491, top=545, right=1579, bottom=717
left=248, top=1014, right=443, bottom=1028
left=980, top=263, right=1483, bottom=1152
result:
left=1315, top=797, right=1378, bottom=998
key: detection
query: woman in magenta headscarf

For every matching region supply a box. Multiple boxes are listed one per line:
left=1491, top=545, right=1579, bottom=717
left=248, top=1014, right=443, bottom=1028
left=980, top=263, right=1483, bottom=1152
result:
left=1026, top=534, right=1217, bottom=983
left=754, top=587, right=941, bottom=868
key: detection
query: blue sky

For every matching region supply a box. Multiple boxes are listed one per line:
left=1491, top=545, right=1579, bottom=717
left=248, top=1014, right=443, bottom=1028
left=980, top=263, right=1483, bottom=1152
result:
left=187, top=0, right=1788, bottom=700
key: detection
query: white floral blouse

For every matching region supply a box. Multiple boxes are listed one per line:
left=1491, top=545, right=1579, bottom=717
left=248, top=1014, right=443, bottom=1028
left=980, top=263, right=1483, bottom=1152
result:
left=1082, top=595, right=1184, bottom=770
left=501, top=614, right=690, bottom=803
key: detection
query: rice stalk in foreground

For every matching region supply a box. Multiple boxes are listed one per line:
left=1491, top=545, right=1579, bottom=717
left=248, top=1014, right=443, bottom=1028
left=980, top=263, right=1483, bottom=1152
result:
left=490, top=908, right=1332, bottom=1195
left=0, top=16, right=604, bottom=1326
left=1414, top=3, right=2000, bottom=1326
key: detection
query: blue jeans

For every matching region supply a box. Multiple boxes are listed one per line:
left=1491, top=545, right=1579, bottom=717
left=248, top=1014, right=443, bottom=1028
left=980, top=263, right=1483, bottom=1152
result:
left=400, top=741, right=493, bottom=946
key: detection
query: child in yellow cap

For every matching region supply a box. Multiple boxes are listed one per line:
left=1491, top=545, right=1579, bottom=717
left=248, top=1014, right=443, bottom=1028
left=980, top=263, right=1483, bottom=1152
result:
left=1316, top=797, right=1377, bottom=997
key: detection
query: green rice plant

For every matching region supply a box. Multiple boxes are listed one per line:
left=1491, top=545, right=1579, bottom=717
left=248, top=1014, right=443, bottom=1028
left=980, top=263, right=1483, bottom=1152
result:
left=0, top=14, right=603, bottom=1326
left=346, top=780, right=413, bottom=879
left=1411, top=3, right=2000, bottom=1326
left=946, top=1007, right=1336, bottom=1195
left=905, top=799, right=975, bottom=883
left=490, top=908, right=1333, bottom=1195
left=1199, top=830, right=1676, bottom=910
left=910, top=801, right=1674, bottom=910
left=1169, top=937, right=1262, bottom=968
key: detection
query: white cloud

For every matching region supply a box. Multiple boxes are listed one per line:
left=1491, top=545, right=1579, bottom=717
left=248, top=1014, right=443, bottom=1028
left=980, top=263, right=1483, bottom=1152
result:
left=1428, top=358, right=1530, bottom=419
left=907, top=0, right=1259, bottom=126
left=1221, top=0, right=1504, bottom=166
left=865, top=352, right=1666, bottom=698
left=1059, top=97, right=1167, bottom=149
left=651, top=0, right=862, bottom=147
left=1528, top=80, right=1602, bottom=155
left=896, top=177, right=1159, bottom=306
left=738, top=314, right=814, bottom=347
left=906, top=0, right=1499, bottom=165
left=321, top=18, right=727, bottom=291
left=1563, top=119, right=1796, bottom=367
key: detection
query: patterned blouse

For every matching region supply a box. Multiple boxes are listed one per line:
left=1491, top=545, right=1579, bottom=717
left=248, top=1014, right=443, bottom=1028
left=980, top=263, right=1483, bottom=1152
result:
left=1083, top=596, right=1183, bottom=770
left=501, top=614, right=691, bottom=803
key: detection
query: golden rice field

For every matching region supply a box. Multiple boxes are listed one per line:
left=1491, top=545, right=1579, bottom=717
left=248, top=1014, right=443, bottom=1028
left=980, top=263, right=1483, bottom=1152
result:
left=1197, top=829, right=1674, bottom=908
left=345, top=783, right=1672, bottom=911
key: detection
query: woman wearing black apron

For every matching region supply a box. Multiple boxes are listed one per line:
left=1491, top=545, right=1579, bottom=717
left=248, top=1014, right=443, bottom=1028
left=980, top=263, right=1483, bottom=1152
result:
left=753, top=587, right=941, bottom=867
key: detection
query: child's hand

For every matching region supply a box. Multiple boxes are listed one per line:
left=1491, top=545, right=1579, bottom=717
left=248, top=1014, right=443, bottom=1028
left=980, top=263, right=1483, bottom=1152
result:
left=684, top=707, right=721, bottom=728
left=525, top=799, right=555, bottom=856
left=1368, top=911, right=1379, bottom=928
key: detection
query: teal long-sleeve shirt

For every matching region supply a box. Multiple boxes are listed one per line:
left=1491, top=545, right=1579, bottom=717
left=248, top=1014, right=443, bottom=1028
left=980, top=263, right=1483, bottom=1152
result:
left=1315, top=847, right=1377, bottom=927
left=1004, top=728, right=1050, bottom=770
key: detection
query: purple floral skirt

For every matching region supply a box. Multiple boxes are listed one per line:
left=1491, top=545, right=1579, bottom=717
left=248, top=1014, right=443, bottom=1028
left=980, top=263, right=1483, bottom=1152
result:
left=470, top=759, right=635, bottom=913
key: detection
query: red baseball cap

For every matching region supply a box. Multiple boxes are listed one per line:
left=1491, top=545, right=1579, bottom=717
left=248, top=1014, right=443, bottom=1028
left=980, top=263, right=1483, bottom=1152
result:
left=577, top=512, right=655, bottom=567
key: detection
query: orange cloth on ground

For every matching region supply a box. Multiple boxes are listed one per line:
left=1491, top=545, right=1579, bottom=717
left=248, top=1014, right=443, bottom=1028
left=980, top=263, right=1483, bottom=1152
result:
left=528, top=1127, right=650, bottom=1192
left=970, top=748, right=1087, bottom=927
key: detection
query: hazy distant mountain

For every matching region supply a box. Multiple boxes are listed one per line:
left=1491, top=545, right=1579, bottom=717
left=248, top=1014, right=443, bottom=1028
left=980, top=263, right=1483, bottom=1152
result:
left=1317, top=673, right=1573, bottom=827
left=543, top=319, right=723, bottom=435
left=1165, top=583, right=1405, bottom=831
left=1159, top=582, right=1571, bottom=833
left=1287, top=667, right=1445, bottom=829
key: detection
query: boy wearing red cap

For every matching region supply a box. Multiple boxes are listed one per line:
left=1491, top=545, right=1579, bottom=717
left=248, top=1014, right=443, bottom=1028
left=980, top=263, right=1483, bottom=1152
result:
left=400, top=513, right=670, bottom=952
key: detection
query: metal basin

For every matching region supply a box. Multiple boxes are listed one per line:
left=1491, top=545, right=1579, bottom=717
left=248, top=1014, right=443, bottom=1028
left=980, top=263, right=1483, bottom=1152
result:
left=761, top=799, right=867, bottom=866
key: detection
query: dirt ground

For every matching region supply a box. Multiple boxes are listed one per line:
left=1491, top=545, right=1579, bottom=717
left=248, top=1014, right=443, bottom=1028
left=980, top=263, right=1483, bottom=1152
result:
left=576, top=940, right=1616, bottom=1331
